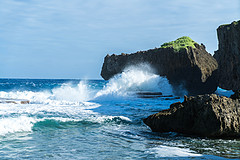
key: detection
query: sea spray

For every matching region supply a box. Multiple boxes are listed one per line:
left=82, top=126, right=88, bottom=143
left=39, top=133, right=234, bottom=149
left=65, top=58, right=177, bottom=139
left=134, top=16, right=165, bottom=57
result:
left=51, top=81, right=94, bottom=102
left=0, top=79, right=238, bottom=159
left=0, top=81, right=96, bottom=105
left=95, top=64, right=173, bottom=99
left=0, top=64, right=173, bottom=103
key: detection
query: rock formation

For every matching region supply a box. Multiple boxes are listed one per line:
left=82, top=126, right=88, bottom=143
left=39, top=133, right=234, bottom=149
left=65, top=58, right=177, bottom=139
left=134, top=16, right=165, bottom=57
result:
left=143, top=94, right=240, bottom=138
left=101, top=37, right=218, bottom=95
left=214, top=20, right=240, bottom=91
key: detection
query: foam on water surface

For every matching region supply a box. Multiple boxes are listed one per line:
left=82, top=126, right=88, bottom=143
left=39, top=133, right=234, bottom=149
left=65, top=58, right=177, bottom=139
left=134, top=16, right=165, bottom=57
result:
left=0, top=65, right=238, bottom=159
left=148, top=145, right=202, bottom=158
left=0, top=116, right=36, bottom=135
left=0, top=110, right=132, bottom=136
left=0, top=64, right=173, bottom=106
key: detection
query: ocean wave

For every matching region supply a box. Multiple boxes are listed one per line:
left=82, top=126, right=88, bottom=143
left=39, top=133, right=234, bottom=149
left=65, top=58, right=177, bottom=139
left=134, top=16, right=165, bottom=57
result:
left=95, top=63, right=173, bottom=100
left=33, top=116, right=132, bottom=130
left=0, top=115, right=131, bottom=136
left=0, top=116, right=36, bottom=136
left=0, top=64, right=173, bottom=104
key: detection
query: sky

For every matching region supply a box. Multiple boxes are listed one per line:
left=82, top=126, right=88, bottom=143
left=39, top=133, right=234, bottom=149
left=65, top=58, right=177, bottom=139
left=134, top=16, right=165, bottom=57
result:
left=0, top=0, right=239, bottom=79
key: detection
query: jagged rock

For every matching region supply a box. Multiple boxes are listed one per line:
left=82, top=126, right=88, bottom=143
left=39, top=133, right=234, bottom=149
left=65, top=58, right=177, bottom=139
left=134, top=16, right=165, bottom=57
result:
left=101, top=37, right=218, bottom=95
left=214, top=20, right=240, bottom=91
left=143, top=94, right=240, bottom=138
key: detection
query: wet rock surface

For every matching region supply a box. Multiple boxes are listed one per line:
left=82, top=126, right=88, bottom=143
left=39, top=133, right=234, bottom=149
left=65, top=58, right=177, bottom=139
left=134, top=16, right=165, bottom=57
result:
left=143, top=94, right=240, bottom=138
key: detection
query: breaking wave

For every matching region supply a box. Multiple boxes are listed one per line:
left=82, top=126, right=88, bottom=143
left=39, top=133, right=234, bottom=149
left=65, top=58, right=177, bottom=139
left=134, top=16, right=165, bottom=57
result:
left=0, top=64, right=172, bottom=136
left=95, top=64, right=173, bottom=99
left=0, top=64, right=173, bottom=104
left=0, top=115, right=131, bottom=136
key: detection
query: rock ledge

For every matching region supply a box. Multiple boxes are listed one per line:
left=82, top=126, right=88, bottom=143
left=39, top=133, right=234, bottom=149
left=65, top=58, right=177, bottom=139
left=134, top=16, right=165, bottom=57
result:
left=143, top=94, right=240, bottom=138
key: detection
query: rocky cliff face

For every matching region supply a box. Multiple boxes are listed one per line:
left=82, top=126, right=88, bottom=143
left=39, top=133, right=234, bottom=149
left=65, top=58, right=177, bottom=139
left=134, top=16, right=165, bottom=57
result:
left=214, top=20, right=240, bottom=91
left=101, top=37, right=218, bottom=95
left=143, top=94, right=240, bottom=138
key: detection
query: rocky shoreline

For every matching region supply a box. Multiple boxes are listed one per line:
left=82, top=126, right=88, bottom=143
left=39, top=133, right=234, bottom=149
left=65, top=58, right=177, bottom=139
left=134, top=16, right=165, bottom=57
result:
left=143, top=93, right=240, bottom=138
left=100, top=20, right=240, bottom=138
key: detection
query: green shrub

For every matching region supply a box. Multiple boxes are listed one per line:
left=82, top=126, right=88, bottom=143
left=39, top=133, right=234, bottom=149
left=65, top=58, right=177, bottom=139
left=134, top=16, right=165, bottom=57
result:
left=160, top=36, right=196, bottom=52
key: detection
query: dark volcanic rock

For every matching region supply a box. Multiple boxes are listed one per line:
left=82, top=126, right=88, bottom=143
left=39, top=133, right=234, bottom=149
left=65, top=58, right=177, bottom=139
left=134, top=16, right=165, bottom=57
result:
left=230, top=90, right=240, bottom=100
left=214, top=20, right=240, bottom=91
left=143, top=94, right=240, bottom=138
left=101, top=38, right=218, bottom=95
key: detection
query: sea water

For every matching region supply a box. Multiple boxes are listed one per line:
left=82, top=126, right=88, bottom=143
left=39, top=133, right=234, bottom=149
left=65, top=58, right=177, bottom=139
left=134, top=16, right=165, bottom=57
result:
left=0, top=66, right=239, bottom=159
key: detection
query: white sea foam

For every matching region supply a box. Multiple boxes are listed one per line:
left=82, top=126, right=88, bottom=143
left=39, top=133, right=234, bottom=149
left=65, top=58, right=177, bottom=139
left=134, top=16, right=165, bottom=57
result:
left=0, top=114, right=131, bottom=136
left=51, top=81, right=94, bottom=102
left=0, top=64, right=172, bottom=135
left=148, top=145, right=202, bottom=158
left=0, top=64, right=173, bottom=104
left=95, top=63, right=173, bottom=99
left=0, top=116, right=37, bottom=135
left=46, top=115, right=131, bottom=124
left=0, top=81, right=94, bottom=106
left=0, top=100, right=131, bottom=136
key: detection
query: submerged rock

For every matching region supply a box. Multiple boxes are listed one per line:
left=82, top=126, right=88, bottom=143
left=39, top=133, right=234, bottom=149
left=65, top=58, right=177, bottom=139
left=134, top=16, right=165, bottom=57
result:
left=101, top=37, right=218, bottom=95
left=214, top=20, right=240, bottom=91
left=143, top=94, right=240, bottom=138
left=0, top=98, right=30, bottom=104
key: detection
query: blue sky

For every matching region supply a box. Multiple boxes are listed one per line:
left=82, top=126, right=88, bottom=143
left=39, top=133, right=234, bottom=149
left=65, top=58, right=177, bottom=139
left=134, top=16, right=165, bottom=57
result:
left=0, top=0, right=239, bottom=79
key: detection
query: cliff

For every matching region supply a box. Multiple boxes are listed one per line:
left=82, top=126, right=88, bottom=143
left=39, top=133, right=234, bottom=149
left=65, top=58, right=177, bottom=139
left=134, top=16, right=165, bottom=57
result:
left=101, top=37, right=218, bottom=95
left=214, top=20, right=240, bottom=91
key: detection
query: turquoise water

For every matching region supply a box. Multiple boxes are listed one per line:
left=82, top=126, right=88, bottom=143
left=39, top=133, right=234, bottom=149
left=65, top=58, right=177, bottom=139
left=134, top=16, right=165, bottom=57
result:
left=0, top=69, right=239, bottom=159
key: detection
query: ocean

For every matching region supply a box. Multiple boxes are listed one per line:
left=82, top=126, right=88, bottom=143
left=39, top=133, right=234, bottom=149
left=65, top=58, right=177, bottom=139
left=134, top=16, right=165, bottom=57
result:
left=0, top=67, right=239, bottom=159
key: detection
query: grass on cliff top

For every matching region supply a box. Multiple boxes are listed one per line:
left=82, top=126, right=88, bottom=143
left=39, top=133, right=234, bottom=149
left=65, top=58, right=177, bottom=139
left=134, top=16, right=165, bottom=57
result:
left=219, top=20, right=240, bottom=28
left=233, top=20, right=239, bottom=25
left=160, top=36, right=197, bottom=52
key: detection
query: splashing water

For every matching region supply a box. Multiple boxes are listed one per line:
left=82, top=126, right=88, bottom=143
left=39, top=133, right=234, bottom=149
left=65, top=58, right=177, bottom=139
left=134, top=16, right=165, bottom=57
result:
left=95, top=64, right=173, bottom=98
left=0, top=72, right=238, bottom=159
left=51, top=81, right=93, bottom=102
left=0, top=64, right=173, bottom=104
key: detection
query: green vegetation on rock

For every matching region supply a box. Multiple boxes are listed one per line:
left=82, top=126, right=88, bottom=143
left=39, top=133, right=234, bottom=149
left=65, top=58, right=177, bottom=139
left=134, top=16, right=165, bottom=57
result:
left=219, top=20, right=240, bottom=29
left=233, top=20, right=239, bottom=25
left=160, top=36, right=196, bottom=52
